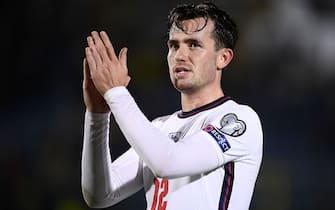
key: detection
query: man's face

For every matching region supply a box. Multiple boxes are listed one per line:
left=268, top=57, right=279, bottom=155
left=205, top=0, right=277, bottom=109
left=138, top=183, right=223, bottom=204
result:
left=167, top=18, right=221, bottom=94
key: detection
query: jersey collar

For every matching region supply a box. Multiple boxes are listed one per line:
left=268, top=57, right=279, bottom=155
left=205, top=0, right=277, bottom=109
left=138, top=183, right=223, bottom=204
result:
left=178, top=96, right=231, bottom=118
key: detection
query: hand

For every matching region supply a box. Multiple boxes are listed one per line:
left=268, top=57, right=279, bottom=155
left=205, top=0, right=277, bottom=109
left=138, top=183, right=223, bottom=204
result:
left=82, top=58, right=110, bottom=113
left=85, top=31, right=131, bottom=96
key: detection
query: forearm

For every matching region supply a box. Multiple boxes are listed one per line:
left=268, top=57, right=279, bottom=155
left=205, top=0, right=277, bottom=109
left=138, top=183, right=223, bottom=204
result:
left=82, top=111, right=144, bottom=208
left=104, top=87, right=222, bottom=178
left=82, top=111, right=114, bottom=208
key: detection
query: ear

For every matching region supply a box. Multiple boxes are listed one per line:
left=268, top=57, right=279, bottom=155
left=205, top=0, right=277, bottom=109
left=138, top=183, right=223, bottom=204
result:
left=216, top=48, right=233, bottom=70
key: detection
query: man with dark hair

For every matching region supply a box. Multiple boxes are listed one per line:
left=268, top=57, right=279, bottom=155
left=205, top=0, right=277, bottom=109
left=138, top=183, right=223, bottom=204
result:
left=81, top=2, right=263, bottom=210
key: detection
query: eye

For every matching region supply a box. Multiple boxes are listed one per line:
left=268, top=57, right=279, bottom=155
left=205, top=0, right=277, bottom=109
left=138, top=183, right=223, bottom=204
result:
left=189, top=41, right=200, bottom=49
left=168, top=41, right=179, bottom=50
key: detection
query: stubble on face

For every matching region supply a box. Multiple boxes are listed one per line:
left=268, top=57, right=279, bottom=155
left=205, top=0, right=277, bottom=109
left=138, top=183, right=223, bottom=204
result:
left=167, top=18, right=219, bottom=94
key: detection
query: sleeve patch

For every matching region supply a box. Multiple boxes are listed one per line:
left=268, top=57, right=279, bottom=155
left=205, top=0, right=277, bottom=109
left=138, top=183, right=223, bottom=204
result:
left=219, top=113, right=246, bottom=137
left=203, top=125, right=231, bottom=153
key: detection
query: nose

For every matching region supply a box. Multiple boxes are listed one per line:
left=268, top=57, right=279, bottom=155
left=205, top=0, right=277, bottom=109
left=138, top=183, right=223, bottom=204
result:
left=175, top=45, right=188, bottom=62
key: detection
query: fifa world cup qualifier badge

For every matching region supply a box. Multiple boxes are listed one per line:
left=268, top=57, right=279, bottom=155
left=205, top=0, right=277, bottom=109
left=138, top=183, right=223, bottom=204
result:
left=219, top=113, right=246, bottom=137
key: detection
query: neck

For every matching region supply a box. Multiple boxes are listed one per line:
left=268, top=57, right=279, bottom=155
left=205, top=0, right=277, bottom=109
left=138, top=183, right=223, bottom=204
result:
left=180, top=88, right=224, bottom=112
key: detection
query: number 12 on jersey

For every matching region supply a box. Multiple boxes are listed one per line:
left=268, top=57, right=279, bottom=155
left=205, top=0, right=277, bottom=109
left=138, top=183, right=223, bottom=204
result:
left=151, top=178, right=169, bottom=210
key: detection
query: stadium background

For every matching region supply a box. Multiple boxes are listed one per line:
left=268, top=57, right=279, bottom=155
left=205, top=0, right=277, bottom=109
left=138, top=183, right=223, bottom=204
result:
left=1, top=0, right=335, bottom=209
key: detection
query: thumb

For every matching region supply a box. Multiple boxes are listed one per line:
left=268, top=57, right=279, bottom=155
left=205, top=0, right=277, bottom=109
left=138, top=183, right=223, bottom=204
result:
left=83, top=58, right=92, bottom=87
left=119, top=47, right=128, bottom=69
left=125, top=76, right=131, bottom=86
left=83, top=58, right=88, bottom=81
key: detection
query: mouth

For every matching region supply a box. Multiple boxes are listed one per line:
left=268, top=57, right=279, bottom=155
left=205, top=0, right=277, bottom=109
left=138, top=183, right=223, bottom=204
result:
left=174, top=66, right=191, bottom=74
left=173, top=66, right=191, bottom=79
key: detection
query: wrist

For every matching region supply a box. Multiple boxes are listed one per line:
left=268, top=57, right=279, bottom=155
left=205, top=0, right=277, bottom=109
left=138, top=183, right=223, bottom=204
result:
left=86, top=107, right=110, bottom=113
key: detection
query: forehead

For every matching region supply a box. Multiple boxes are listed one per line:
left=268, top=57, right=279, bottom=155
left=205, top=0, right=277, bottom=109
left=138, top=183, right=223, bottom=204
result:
left=169, top=18, right=215, bottom=39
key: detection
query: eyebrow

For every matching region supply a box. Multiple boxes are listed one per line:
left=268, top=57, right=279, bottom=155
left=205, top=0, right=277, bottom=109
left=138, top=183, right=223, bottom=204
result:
left=184, top=38, right=202, bottom=45
left=167, top=39, right=178, bottom=46
left=167, top=38, right=203, bottom=46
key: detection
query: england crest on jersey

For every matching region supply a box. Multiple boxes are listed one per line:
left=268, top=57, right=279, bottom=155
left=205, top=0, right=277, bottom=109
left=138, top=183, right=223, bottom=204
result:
left=168, top=132, right=182, bottom=142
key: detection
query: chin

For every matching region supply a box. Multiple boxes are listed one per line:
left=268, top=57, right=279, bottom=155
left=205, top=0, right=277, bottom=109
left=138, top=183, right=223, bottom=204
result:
left=173, top=80, right=197, bottom=92
left=174, top=85, right=196, bottom=94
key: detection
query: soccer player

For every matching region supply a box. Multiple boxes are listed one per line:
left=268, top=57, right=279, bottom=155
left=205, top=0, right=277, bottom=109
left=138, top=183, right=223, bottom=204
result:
left=81, top=2, right=263, bottom=210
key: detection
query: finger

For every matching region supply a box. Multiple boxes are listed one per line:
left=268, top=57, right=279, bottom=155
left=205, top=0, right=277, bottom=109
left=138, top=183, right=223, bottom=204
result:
left=85, top=47, right=97, bottom=74
left=100, top=31, right=118, bottom=60
left=87, top=36, right=102, bottom=66
left=119, top=47, right=128, bottom=72
left=91, top=31, right=111, bottom=63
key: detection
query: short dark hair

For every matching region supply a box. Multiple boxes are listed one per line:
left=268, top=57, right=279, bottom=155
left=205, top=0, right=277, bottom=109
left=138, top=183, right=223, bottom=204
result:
left=167, top=1, right=238, bottom=50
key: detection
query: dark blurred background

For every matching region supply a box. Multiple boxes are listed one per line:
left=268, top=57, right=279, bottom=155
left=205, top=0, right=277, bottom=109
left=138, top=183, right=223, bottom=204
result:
left=1, top=0, right=335, bottom=209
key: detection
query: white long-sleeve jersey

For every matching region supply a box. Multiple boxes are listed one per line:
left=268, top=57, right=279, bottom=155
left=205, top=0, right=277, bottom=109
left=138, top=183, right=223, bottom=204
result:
left=82, top=87, right=263, bottom=210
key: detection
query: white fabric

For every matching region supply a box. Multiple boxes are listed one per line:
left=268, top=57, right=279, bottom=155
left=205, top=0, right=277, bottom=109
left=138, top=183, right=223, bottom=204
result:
left=82, top=112, right=143, bottom=208
left=81, top=86, right=263, bottom=210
